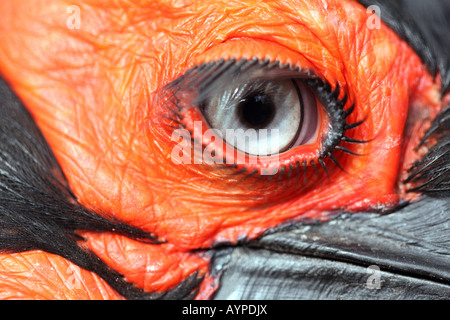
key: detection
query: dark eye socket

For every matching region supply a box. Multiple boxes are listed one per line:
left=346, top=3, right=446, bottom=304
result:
left=163, top=58, right=365, bottom=182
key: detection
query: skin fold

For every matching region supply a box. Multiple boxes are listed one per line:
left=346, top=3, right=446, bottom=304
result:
left=0, top=0, right=444, bottom=299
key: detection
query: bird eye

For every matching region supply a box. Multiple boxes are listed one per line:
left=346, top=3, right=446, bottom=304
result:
left=200, top=78, right=319, bottom=156
left=163, top=58, right=360, bottom=181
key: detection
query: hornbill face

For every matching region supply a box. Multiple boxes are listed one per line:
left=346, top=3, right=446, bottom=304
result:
left=0, top=0, right=448, bottom=299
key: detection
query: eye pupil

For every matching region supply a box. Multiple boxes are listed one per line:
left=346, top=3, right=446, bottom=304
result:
left=239, top=91, right=275, bottom=128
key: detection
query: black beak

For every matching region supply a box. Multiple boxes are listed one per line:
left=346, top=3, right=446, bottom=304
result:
left=212, top=196, right=450, bottom=299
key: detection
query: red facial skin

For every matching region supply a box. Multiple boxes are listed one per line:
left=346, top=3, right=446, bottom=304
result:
left=0, top=0, right=444, bottom=299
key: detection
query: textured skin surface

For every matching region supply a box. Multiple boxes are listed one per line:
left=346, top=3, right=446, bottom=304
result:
left=0, top=251, right=124, bottom=300
left=0, top=0, right=446, bottom=298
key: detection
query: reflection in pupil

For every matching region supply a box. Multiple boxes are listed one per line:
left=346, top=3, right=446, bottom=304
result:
left=239, top=91, right=275, bottom=128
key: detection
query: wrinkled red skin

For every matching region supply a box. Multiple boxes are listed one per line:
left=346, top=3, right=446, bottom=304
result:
left=0, top=0, right=444, bottom=299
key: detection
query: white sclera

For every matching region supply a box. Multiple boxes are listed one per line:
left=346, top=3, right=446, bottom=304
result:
left=202, top=79, right=319, bottom=156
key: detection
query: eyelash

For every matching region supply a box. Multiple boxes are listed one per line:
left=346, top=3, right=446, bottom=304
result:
left=162, top=57, right=367, bottom=186
left=304, top=78, right=368, bottom=174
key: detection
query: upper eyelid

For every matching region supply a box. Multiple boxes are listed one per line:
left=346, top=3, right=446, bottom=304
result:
left=165, top=57, right=315, bottom=96
left=164, top=56, right=352, bottom=123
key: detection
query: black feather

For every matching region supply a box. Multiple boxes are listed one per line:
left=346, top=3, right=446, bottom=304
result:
left=0, top=78, right=201, bottom=299
left=406, top=105, right=450, bottom=197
